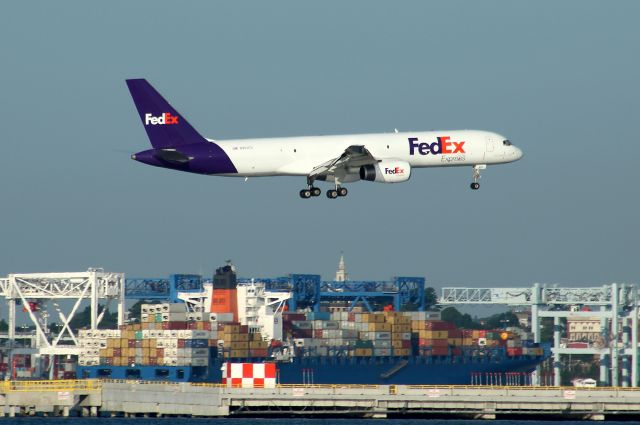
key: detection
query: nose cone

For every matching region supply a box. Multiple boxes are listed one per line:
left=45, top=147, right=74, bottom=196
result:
left=514, top=146, right=524, bottom=160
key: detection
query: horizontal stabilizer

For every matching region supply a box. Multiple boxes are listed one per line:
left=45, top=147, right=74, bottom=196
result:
left=154, top=149, right=192, bottom=164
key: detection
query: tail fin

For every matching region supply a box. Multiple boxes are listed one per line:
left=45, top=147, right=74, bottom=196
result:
left=126, top=79, right=207, bottom=149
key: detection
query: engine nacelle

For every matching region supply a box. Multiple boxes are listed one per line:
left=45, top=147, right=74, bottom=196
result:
left=359, top=160, right=411, bottom=183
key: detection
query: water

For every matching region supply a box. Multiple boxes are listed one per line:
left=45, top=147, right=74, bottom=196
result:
left=2, top=419, right=634, bottom=425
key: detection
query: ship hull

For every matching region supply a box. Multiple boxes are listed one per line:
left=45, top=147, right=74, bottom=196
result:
left=78, top=354, right=545, bottom=385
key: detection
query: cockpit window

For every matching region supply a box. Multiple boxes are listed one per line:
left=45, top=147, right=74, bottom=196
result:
left=503, top=140, right=512, bottom=146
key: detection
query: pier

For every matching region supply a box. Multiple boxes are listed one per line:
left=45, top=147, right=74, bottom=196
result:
left=2, top=380, right=640, bottom=420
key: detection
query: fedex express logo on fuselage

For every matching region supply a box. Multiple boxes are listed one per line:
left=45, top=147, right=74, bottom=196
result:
left=409, top=136, right=465, bottom=155
left=145, top=112, right=179, bottom=126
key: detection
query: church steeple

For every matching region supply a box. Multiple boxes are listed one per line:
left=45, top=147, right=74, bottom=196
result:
left=335, top=252, right=348, bottom=282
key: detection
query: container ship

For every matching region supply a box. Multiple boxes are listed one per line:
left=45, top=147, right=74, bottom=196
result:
left=77, top=265, right=550, bottom=385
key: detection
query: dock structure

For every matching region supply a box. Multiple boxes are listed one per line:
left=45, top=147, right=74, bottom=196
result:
left=3, top=380, right=640, bottom=420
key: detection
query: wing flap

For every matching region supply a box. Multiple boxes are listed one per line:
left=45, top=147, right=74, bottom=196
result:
left=308, top=145, right=378, bottom=182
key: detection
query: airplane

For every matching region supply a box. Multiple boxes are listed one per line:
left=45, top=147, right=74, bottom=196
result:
left=126, top=79, right=523, bottom=199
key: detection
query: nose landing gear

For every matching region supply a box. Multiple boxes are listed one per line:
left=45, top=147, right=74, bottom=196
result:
left=470, top=164, right=486, bottom=190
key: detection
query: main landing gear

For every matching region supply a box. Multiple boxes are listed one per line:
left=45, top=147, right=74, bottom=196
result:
left=470, top=164, right=486, bottom=190
left=326, top=186, right=348, bottom=199
left=299, top=185, right=348, bottom=199
left=301, top=176, right=348, bottom=199
left=299, top=186, right=322, bottom=199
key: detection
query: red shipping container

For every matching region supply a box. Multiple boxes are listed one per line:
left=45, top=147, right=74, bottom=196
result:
left=419, top=338, right=448, bottom=347
left=294, top=329, right=312, bottom=338
left=170, top=321, right=188, bottom=330
left=178, top=339, right=185, bottom=348
left=240, top=325, right=249, bottom=333
left=507, top=348, right=523, bottom=356
left=348, top=313, right=356, bottom=322
left=431, top=347, right=449, bottom=356
left=478, top=330, right=486, bottom=337
left=188, top=322, right=198, bottom=330
left=156, top=348, right=164, bottom=357
left=448, top=329, right=463, bottom=338
left=402, top=340, right=412, bottom=349
left=113, top=349, right=121, bottom=357
left=424, top=321, right=456, bottom=331
left=314, top=330, right=323, bottom=338
left=127, top=357, right=135, bottom=364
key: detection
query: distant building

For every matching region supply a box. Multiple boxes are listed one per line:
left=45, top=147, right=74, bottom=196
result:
left=514, top=310, right=531, bottom=330
left=567, top=317, right=601, bottom=342
left=335, top=253, right=348, bottom=282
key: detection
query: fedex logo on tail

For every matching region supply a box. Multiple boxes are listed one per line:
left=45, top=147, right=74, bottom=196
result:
left=409, top=136, right=465, bottom=155
left=145, top=112, right=179, bottom=126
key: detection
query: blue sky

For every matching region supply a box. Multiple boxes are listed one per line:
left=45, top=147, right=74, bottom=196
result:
left=1, top=1, right=638, bottom=290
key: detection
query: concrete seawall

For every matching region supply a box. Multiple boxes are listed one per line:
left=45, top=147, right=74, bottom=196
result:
left=2, top=380, right=640, bottom=420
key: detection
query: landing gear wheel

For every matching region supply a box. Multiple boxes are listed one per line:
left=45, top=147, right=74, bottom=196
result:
left=311, top=187, right=321, bottom=197
left=470, top=182, right=480, bottom=190
left=327, top=189, right=338, bottom=199
left=337, top=187, right=348, bottom=197
left=299, top=189, right=312, bottom=199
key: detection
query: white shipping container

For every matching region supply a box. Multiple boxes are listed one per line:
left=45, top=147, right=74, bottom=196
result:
left=160, top=303, right=186, bottom=313
left=213, top=312, right=234, bottom=322
left=375, top=332, right=391, bottom=340
left=191, top=357, right=208, bottom=366
left=192, top=348, right=209, bottom=357
left=191, top=330, right=210, bottom=339
left=341, top=321, right=355, bottom=330
left=163, top=312, right=187, bottom=322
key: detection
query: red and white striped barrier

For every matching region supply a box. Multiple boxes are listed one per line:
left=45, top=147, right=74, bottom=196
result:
left=222, top=363, right=277, bottom=388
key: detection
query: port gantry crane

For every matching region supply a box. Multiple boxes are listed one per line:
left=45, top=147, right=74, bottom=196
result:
left=440, top=284, right=639, bottom=387
left=0, top=269, right=126, bottom=378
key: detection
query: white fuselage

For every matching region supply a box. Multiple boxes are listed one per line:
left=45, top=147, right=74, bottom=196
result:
left=211, top=130, right=521, bottom=178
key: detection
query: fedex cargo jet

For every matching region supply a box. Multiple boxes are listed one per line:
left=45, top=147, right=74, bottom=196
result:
left=127, top=79, right=523, bottom=198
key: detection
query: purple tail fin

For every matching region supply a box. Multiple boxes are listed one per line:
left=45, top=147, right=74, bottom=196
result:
left=126, top=79, right=207, bottom=149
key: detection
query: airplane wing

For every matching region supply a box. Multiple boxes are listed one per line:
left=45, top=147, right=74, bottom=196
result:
left=308, top=145, right=378, bottom=182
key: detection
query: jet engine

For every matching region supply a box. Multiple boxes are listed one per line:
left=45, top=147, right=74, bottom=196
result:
left=359, top=160, right=411, bottom=183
